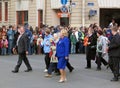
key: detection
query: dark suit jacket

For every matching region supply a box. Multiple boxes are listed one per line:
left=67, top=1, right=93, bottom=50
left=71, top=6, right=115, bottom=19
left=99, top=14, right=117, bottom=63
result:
left=86, top=32, right=97, bottom=60
left=108, top=33, right=120, bottom=57
left=18, top=33, right=28, bottom=54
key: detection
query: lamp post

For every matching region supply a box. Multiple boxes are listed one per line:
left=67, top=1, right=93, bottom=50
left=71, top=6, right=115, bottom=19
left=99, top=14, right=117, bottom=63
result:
left=69, top=0, right=72, bottom=25
left=82, top=0, right=85, bottom=27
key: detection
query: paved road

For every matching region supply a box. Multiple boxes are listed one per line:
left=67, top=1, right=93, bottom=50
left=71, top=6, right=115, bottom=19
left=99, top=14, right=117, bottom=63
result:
left=0, top=54, right=120, bottom=88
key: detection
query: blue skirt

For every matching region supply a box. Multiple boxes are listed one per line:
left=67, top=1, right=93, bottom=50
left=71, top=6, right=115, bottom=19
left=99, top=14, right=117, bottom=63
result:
left=57, top=57, right=67, bottom=69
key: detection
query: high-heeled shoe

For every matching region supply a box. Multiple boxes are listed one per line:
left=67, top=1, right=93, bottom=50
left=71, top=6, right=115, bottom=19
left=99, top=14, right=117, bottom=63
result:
left=64, top=78, right=67, bottom=81
left=58, top=78, right=67, bottom=83
left=58, top=79, right=65, bottom=83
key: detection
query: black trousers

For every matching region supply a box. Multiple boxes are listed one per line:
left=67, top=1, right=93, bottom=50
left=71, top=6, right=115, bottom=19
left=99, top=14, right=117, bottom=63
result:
left=86, top=58, right=91, bottom=68
left=109, top=57, right=120, bottom=79
left=45, top=53, right=50, bottom=69
left=76, top=42, right=79, bottom=53
left=67, top=61, right=74, bottom=71
left=96, top=52, right=108, bottom=68
left=86, top=52, right=91, bottom=68
left=48, top=63, right=59, bottom=74
left=15, top=52, right=32, bottom=71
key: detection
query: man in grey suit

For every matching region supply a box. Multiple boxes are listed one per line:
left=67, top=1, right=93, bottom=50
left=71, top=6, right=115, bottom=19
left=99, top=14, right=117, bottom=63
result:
left=12, top=25, right=32, bottom=73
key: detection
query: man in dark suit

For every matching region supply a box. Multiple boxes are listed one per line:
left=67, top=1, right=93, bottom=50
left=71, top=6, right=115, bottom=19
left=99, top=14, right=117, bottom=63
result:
left=108, top=26, right=120, bottom=81
left=12, top=25, right=32, bottom=73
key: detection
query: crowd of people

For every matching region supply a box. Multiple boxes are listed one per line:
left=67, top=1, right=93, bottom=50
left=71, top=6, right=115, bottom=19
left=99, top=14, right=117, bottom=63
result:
left=0, top=19, right=120, bottom=82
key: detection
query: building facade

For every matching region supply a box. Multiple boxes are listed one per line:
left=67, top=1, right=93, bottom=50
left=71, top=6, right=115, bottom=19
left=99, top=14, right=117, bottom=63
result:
left=0, top=0, right=10, bottom=27
left=45, top=0, right=120, bottom=28
left=0, top=0, right=120, bottom=28
left=0, top=0, right=45, bottom=28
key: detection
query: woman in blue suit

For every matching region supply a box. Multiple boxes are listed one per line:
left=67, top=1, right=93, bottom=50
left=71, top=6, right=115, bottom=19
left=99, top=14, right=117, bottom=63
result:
left=56, top=29, right=70, bottom=83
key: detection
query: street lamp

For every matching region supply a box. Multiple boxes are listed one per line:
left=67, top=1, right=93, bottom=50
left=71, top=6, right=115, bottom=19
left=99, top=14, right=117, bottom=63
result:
left=69, top=0, right=72, bottom=15
left=82, top=0, right=85, bottom=27
left=69, top=0, right=72, bottom=25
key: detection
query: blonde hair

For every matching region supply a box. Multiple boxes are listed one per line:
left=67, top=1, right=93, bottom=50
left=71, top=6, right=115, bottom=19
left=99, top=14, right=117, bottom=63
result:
left=60, top=29, right=68, bottom=37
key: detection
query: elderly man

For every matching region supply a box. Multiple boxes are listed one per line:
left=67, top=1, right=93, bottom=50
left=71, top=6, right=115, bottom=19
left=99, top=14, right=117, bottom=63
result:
left=12, top=25, right=32, bottom=73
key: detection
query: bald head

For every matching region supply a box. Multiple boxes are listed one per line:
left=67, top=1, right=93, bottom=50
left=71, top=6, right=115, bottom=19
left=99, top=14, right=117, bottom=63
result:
left=18, top=25, right=25, bottom=34
left=111, top=26, right=118, bottom=35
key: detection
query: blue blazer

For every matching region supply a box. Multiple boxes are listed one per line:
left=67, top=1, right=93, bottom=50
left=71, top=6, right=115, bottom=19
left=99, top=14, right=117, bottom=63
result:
left=56, top=36, right=70, bottom=57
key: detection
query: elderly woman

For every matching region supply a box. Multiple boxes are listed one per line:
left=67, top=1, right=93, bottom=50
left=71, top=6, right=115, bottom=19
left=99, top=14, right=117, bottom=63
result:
left=55, top=29, right=70, bottom=83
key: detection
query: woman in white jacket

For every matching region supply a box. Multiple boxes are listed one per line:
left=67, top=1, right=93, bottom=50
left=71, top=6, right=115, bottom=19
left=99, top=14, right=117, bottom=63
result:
left=96, top=30, right=108, bottom=70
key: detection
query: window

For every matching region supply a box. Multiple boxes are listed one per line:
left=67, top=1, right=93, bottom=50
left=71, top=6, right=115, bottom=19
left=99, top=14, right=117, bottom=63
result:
left=17, top=11, right=28, bottom=25
left=0, top=2, right=2, bottom=21
left=38, top=10, right=43, bottom=28
left=24, top=11, right=28, bottom=25
left=5, top=2, right=8, bottom=21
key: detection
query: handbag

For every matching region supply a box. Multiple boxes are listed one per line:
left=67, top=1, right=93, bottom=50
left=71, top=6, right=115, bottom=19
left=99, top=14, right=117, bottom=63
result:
left=50, top=57, right=58, bottom=63
left=49, top=50, right=53, bottom=58
left=98, top=44, right=102, bottom=51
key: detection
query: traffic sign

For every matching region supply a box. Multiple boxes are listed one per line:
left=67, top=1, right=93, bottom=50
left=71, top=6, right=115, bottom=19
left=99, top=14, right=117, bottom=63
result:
left=71, top=2, right=76, bottom=7
left=61, top=0, right=68, bottom=5
left=88, top=2, right=94, bottom=6
left=60, top=6, right=68, bottom=13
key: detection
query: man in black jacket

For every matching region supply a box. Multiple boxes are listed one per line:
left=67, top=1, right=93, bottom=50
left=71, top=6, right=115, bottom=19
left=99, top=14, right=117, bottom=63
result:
left=12, top=25, right=32, bottom=73
left=108, top=26, right=120, bottom=81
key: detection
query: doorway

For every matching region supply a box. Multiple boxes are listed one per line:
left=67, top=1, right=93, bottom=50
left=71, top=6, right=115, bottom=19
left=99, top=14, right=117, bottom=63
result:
left=100, top=9, right=120, bottom=28
left=38, top=10, right=43, bottom=28
left=60, top=17, right=69, bottom=27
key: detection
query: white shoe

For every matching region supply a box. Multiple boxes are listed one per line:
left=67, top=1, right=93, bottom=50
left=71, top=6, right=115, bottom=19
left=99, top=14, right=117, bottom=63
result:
left=44, top=69, right=48, bottom=73
left=64, top=78, right=67, bottom=81
left=58, top=78, right=67, bottom=83
left=58, top=79, right=65, bottom=83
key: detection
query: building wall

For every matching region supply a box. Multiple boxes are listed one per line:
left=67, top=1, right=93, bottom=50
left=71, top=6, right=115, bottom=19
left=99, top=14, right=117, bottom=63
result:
left=45, top=0, right=99, bottom=27
left=70, top=0, right=82, bottom=27
left=28, top=0, right=45, bottom=29
left=85, top=0, right=99, bottom=27
left=0, top=0, right=120, bottom=27
left=9, top=0, right=16, bottom=26
left=0, top=0, right=45, bottom=29
left=0, top=0, right=13, bottom=26
left=28, top=0, right=37, bottom=29
left=16, top=0, right=29, bottom=11
left=45, top=0, right=52, bottom=26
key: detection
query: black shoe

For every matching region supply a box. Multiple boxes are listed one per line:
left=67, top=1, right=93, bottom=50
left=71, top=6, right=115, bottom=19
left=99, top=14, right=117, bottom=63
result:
left=12, top=70, right=18, bottom=73
left=96, top=67, right=101, bottom=71
left=69, top=67, right=74, bottom=72
left=24, top=69, right=32, bottom=72
left=85, top=67, right=91, bottom=69
left=111, top=78, right=118, bottom=82
left=106, top=65, right=109, bottom=69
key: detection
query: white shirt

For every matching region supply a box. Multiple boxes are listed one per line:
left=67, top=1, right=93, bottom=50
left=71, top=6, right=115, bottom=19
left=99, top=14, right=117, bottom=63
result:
left=17, top=34, right=22, bottom=46
left=75, top=31, right=79, bottom=41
